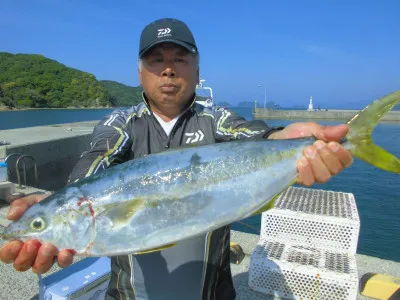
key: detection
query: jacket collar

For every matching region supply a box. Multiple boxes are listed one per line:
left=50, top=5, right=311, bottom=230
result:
left=141, top=92, right=197, bottom=115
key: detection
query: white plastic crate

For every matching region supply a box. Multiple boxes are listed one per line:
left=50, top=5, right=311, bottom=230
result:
left=249, top=240, right=359, bottom=300
left=261, top=187, right=360, bottom=254
left=248, top=187, right=361, bottom=299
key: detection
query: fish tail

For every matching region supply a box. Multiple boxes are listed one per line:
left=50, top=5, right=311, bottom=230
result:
left=345, top=90, right=400, bottom=173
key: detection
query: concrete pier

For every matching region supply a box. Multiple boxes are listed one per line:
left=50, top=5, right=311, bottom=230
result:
left=1, top=121, right=399, bottom=299
left=0, top=121, right=97, bottom=191
left=253, top=108, right=400, bottom=122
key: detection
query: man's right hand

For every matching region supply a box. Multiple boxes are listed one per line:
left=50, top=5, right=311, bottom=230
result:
left=0, top=193, right=75, bottom=274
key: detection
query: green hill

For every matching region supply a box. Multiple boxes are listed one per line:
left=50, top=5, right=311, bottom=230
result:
left=0, top=52, right=114, bottom=108
left=100, top=80, right=143, bottom=107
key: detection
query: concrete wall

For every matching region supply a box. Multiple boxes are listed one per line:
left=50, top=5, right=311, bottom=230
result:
left=0, top=122, right=97, bottom=191
left=253, top=108, right=400, bottom=122
left=4, top=135, right=92, bottom=191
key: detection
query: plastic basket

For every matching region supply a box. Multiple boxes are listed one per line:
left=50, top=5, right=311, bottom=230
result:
left=248, top=187, right=360, bottom=300
left=261, top=187, right=360, bottom=253
left=249, top=240, right=359, bottom=300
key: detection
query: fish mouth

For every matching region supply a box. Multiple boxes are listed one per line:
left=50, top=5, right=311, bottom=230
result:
left=0, top=225, right=27, bottom=241
left=1, top=230, right=13, bottom=241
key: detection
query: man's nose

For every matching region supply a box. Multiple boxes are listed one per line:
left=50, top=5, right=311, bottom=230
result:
left=162, top=62, right=176, bottom=77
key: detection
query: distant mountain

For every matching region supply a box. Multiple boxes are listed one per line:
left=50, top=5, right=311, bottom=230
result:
left=238, top=101, right=257, bottom=108
left=0, top=52, right=111, bottom=108
left=100, top=80, right=143, bottom=107
left=215, top=101, right=231, bottom=107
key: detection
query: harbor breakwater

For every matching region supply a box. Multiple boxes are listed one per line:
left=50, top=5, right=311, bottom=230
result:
left=253, top=108, right=400, bottom=122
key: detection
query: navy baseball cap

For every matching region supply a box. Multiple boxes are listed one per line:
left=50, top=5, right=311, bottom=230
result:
left=139, top=18, right=198, bottom=58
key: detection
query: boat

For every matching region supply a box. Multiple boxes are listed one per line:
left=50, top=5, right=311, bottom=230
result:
left=195, top=78, right=214, bottom=108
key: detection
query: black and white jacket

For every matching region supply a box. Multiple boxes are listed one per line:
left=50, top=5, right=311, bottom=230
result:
left=68, top=93, right=281, bottom=300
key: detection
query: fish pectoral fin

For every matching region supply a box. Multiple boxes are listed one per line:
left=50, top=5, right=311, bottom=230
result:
left=134, top=243, right=178, bottom=255
left=96, top=198, right=145, bottom=226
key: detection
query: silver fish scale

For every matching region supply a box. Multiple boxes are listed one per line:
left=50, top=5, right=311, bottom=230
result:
left=124, top=147, right=287, bottom=197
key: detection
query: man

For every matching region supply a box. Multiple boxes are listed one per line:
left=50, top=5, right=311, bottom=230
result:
left=0, top=18, right=352, bottom=299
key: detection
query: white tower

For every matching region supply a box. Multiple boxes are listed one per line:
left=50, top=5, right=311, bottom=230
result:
left=307, top=96, right=314, bottom=111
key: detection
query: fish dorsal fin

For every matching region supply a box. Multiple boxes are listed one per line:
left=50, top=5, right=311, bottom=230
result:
left=97, top=198, right=145, bottom=227
left=134, top=243, right=177, bottom=255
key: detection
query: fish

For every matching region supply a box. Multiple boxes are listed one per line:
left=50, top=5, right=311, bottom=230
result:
left=2, top=90, right=400, bottom=257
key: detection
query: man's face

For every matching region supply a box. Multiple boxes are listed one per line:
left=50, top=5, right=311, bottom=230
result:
left=139, top=43, right=199, bottom=112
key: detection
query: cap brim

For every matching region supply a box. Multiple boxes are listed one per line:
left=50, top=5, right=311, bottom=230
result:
left=139, top=39, right=197, bottom=58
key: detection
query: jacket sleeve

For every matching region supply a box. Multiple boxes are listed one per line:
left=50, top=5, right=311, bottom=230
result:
left=212, top=107, right=284, bottom=141
left=67, top=108, right=134, bottom=184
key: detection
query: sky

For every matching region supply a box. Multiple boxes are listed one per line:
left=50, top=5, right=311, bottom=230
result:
left=2, top=0, right=400, bottom=108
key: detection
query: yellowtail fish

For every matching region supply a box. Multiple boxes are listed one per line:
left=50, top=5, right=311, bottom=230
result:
left=2, top=91, right=400, bottom=256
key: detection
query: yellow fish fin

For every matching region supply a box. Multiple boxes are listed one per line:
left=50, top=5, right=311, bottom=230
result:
left=97, top=198, right=145, bottom=226
left=134, top=243, right=178, bottom=255
left=251, top=179, right=297, bottom=216
left=346, top=90, right=400, bottom=173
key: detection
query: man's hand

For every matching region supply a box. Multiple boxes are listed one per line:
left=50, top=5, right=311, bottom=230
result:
left=0, top=193, right=75, bottom=274
left=268, top=122, right=353, bottom=186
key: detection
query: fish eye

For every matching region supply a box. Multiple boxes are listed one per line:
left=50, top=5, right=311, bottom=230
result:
left=30, top=217, right=46, bottom=231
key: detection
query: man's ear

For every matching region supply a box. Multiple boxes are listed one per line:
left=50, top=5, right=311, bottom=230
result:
left=196, top=68, right=200, bottom=84
left=138, top=58, right=145, bottom=86
left=138, top=68, right=143, bottom=86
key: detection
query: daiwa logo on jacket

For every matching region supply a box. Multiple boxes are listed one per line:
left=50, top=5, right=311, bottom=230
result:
left=185, top=130, right=204, bottom=144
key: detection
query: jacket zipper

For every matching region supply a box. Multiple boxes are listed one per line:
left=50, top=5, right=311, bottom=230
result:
left=164, top=112, right=186, bottom=148
left=141, top=92, right=197, bottom=149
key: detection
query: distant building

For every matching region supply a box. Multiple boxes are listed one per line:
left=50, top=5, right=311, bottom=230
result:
left=307, top=96, right=314, bottom=111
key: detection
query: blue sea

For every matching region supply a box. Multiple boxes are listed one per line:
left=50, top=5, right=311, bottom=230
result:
left=0, top=107, right=399, bottom=262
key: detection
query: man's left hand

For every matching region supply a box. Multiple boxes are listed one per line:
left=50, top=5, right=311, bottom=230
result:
left=268, top=122, right=353, bottom=186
